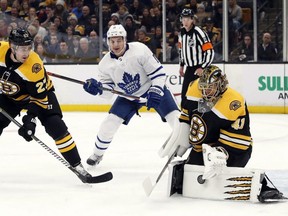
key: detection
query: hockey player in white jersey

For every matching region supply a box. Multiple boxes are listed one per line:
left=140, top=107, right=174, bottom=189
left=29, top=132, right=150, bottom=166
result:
left=83, top=24, right=180, bottom=166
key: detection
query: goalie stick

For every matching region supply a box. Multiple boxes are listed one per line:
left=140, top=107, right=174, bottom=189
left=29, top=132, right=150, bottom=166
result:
left=143, top=146, right=179, bottom=196
left=0, top=107, right=113, bottom=184
left=46, top=71, right=147, bottom=102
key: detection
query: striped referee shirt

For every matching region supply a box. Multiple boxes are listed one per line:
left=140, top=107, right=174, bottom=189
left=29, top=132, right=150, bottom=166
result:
left=178, top=26, right=214, bottom=68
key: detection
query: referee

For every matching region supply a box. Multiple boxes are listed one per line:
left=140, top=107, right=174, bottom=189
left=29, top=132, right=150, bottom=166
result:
left=178, top=8, right=215, bottom=107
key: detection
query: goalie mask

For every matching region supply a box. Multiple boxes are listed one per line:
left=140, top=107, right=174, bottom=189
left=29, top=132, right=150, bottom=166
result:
left=198, top=65, right=228, bottom=104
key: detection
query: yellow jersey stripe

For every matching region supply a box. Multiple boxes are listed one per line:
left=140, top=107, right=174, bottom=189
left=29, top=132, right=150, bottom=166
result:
left=56, top=134, right=72, bottom=145
left=220, top=129, right=251, bottom=142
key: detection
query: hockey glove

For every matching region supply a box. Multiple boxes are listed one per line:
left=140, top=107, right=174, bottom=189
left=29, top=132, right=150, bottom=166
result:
left=18, top=115, right=36, bottom=142
left=83, top=78, right=103, bottom=96
left=146, top=86, right=164, bottom=110
left=202, top=144, right=228, bottom=180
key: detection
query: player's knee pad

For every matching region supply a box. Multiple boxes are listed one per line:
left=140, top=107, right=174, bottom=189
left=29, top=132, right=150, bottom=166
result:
left=167, top=160, right=185, bottom=196
left=41, top=115, right=68, bottom=140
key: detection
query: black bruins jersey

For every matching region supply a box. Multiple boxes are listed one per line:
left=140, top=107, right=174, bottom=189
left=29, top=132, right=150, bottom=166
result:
left=0, top=41, right=54, bottom=115
left=180, top=79, right=252, bottom=153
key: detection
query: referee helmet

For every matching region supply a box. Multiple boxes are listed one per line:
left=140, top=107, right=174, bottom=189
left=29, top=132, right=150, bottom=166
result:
left=180, top=8, right=194, bottom=20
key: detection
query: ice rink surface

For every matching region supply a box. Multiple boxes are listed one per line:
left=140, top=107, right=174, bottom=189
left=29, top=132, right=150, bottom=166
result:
left=1, top=112, right=288, bottom=216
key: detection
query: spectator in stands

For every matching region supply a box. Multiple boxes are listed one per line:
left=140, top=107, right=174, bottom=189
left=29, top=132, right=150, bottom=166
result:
left=33, top=33, right=44, bottom=49
left=0, top=19, right=8, bottom=39
left=78, top=5, right=91, bottom=27
left=43, top=23, right=61, bottom=47
left=45, top=33, right=61, bottom=62
left=110, top=0, right=126, bottom=13
left=140, top=7, right=154, bottom=33
left=166, top=0, right=181, bottom=27
left=88, top=30, right=100, bottom=56
left=102, top=3, right=112, bottom=30
left=72, top=0, right=84, bottom=19
left=111, top=12, right=120, bottom=24
left=62, top=25, right=74, bottom=48
left=137, top=27, right=156, bottom=54
left=185, top=0, right=199, bottom=14
left=128, top=0, right=143, bottom=22
left=70, top=33, right=81, bottom=55
left=55, top=40, right=74, bottom=63
left=258, top=32, right=278, bottom=61
left=53, top=16, right=66, bottom=34
left=75, top=37, right=99, bottom=63
left=0, top=0, right=11, bottom=15
left=238, top=34, right=254, bottom=62
left=85, top=14, right=99, bottom=36
left=202, top=17, right=221, bottom=49
left=153, top=25, right=163, bottom=49
left=152, top=5, right=172, bottom=32
left=117, top=5, right=130, bottom=26
left=67, top=13, right=79, bottom=31
left=19, top=0, right=30, bottom=20
left=39, top=6, right=55, bottom=29
left=31, top=18, right=48, bottom=39
left=228, top=0, right=242, bottom=30
left=195, top=3, right=210, bottom=27
left=25, top=7, right=38, bottom=25
left=124, top=14, right=138, bottom=42
left=54, top=0, right=69, bottom=27
left=7, top=5, right=20, bottom=24
left=158, top=38, right=179, bottom=63
left=34, top=43, right=48, bottom=63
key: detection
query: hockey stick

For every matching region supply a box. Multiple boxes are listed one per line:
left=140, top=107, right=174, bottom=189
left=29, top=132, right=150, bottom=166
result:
left=143, top=146, right=179, bottom=196
left=0, top=107, right=112, bottom=184
left=46, top=71, right=146, bottom=102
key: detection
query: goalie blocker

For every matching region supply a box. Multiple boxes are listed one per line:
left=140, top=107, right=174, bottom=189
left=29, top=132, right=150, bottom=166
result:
left=167, top=161, right=286, bottom=203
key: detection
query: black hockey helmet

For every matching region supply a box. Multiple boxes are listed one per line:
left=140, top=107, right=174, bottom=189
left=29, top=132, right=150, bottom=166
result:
left=9, top=28, right=33, bottom=46
left=180, top=8, right=194, bottom=20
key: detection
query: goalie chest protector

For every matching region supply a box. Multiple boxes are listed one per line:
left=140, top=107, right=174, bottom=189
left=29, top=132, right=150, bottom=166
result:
left=182, top=165, right=264, bottom=202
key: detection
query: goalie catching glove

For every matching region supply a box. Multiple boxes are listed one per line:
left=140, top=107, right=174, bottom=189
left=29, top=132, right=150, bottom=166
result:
left=18, top=115, right=36, bottom=142
left=83, top=78, right=103, bottom=96
left=146, top=86, right=164, bottom=110
left=202, top=144, right=229, bottom=180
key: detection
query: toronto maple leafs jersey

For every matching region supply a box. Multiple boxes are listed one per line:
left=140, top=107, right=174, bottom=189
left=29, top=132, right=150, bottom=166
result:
left=97, top=42, right=166, bottom=99
left=180, top=79, right=252, bottom=153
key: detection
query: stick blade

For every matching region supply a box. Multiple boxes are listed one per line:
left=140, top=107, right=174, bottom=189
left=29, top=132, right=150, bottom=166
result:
left=143, top=177, right=154, bottom=197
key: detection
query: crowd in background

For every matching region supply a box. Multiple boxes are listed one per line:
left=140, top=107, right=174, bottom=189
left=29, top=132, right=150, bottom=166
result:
left=0, top=0, right=280, bottom=63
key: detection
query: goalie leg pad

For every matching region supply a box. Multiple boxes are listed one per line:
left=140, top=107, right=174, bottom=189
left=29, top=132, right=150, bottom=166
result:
left=182, top=164, right=264, bottom=202
left=167, top=160, right=185, bottom=196
left=158, top=122, right=190, bottom=158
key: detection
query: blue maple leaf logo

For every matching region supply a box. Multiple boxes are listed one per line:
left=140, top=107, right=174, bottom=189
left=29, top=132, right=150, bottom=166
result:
left=118, top=72, right=141, bottom=94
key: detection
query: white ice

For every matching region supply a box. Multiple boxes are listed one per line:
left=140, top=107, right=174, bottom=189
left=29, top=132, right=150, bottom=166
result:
left=1, top=112, right=288, bottom=216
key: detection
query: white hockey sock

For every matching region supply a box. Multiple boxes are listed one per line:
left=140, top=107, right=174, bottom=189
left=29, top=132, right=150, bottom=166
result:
left=93, top=114, right=124, bottom=156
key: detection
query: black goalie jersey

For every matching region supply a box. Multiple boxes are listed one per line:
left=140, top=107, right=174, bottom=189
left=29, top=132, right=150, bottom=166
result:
left=180, top=79, right=252, bottom=153
left=0, top=41, right=54, bottom=115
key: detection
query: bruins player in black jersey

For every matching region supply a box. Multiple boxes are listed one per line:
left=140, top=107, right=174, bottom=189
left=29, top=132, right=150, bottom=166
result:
left=159, top=65, right=284, bottom=201
left=0, top=28, right=90, bottom=179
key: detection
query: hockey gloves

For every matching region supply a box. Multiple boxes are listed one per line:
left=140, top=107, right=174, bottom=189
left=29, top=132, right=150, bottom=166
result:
left=146, top=86, right=164, bottom=110
left=18, top=115, right=36, bottom=142
left=202, top=144, right=229, bottom=179
left=83, top=78, right=103, bottom=96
